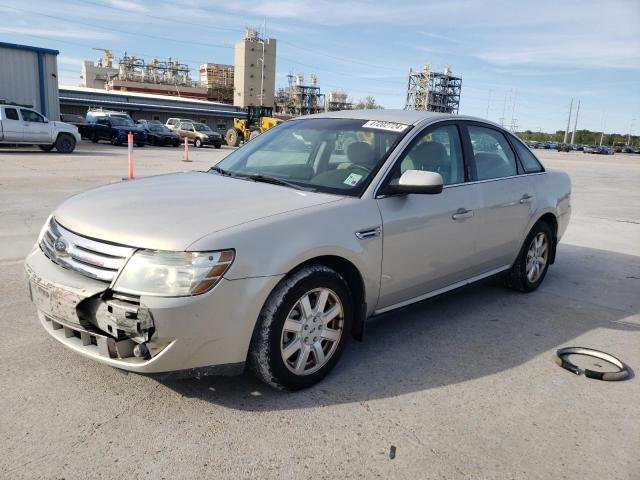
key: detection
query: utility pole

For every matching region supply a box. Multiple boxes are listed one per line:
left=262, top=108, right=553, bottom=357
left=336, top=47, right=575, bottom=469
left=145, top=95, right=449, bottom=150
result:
left=563, top=98, right=573, bottom=144
left=500, top=90, right=508, bottom=127
left=570, top=100, right=580, bottom=144
left=510, top=89, right=517, bottom=132
left=600, top=113, right=606, bottom=146
left=628, top=117, right=636, bottom=146
left=485, top=89, right=491, bottom=119
left=259, top=19, right=266, bottom=107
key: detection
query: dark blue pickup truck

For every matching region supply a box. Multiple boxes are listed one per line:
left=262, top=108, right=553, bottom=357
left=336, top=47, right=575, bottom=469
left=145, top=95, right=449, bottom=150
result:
left=86, top=111, right=147, bottom=146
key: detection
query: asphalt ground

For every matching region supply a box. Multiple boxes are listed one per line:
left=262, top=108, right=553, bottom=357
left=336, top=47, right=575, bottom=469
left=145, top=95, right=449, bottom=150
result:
left=1, top=142, right=639, bottom=479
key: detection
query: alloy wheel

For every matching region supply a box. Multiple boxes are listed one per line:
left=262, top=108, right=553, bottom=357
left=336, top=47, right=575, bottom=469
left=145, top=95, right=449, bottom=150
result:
left=280, top=288, right=344, bottom=376
left=526, top=232, right=548, bottom=283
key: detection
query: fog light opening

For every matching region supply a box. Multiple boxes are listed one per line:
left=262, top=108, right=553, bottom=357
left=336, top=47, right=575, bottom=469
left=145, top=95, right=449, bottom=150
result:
left=133, top=342, right=149, bottom=359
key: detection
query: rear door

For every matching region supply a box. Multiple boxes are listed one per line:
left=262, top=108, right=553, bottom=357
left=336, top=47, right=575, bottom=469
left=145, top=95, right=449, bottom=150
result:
left=376, top=122, right=482, bottom=310
left=20, top=109, right=50, bottom=142
left=461, top=122, right=535, bottom=271
left=1, top=107, right=23, bottom=141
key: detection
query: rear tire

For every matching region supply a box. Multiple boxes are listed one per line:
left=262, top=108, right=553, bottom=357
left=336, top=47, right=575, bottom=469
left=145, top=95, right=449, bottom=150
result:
left=90, top=132, right=99, bottom=143
left=111, top=135, right=122, bottom=146
left=505, top=221, right=553, bottom=292
left=248, top=265, right=352, bottom=390
left=55, top=133, right=76, bottom=153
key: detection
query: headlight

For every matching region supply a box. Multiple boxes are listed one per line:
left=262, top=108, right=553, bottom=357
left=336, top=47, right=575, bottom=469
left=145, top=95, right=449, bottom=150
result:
left=36, top=215, right=52, bottom=246
left=113, top=249, right=234, bottom=297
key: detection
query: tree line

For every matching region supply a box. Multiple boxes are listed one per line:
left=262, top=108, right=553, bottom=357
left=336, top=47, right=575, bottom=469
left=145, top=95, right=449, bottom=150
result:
left=516, top=129, right=638, bottom=146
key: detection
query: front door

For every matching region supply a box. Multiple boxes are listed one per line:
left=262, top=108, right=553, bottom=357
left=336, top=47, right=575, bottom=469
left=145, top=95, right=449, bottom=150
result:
left=20, top=109, right=50, bottom=142
left=376, top=123, right=481, bottom=310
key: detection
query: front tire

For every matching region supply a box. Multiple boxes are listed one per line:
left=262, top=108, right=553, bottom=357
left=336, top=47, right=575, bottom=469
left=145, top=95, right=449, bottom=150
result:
left=505, top=221, right=553, bottom=292
left=248, top=265, right=352, bottom=390
left=194, top=137, right=203, bottom=148
left=90, top=132, right=99, bottom=143
left=55, top=133, right=76, bottom=153
left=38, top=144, right=54, bottom=152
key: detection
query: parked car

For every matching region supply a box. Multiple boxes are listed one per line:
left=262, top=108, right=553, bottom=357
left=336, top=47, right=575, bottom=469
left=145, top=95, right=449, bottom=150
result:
left=556, top=143, right=571, bottom=152
left=594, top=146, right=614, bottom=155
left=0, top=104, right=80, bottom=153
left=174, top=121, right=223, bottom=148
left=583, top=145, right=597, bottom=153
left=59, top=114, right=91, bottom=139
left=165, top=118, right=191, bottom=131
left=136, top=120, right=182, bottom=146
left=87, top=113, right=147, bottom=146
left=25, top=110, right=571, bottom=390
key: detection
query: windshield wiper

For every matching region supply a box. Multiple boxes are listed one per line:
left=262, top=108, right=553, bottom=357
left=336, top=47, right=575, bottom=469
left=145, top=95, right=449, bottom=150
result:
left=210, top=165, right=233, bottom=176
left=236, top=172, right=313, bottom=191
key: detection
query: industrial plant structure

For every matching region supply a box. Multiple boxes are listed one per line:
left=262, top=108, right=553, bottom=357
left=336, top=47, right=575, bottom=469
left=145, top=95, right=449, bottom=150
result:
left=274, top=73, right=326, bottom=116
left=200, top=63, right=234, bottom=104
left=326, top=91, right=353, bottom=112
left=81, top=50, right=207, bottom=99
left=234, top=27, right=276, bottom=108
left=404, top=64, right=462, bottom=114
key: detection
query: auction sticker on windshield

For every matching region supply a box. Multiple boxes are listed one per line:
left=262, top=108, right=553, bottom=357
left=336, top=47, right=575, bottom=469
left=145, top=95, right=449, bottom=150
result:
left=362, top=120, right=409, bottom=132
left=344, top=172, right=363, bottom=186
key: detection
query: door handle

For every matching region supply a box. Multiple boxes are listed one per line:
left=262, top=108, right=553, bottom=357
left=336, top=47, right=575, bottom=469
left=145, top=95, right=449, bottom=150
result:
left=452, top=208, right=474, bottom=220
left=520, top=194, right=533, bottom=204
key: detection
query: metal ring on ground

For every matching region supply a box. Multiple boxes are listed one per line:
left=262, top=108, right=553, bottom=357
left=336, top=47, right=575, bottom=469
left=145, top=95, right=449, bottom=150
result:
left=554, top=347, right=631, bottom=381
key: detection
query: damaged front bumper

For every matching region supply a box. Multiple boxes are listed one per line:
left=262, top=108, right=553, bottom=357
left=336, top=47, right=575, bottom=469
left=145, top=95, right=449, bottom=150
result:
left=25, top=245, right=282, bottom=377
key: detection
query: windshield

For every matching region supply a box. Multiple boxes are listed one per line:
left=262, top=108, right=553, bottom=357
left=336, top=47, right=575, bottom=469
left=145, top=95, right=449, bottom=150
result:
left=110, top=116, right=134, bottom=126
left=212, top=118, right=408, bottom=196
left=195, top=123, right=212, bottom=132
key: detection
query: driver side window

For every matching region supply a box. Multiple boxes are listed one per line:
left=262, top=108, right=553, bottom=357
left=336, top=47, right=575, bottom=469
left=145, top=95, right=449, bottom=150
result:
left=393, top=124, right=465, bottom=185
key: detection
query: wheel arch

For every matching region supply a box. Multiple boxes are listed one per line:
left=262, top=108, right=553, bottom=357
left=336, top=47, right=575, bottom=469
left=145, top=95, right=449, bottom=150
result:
left=285, top=255, right=367, bottom=341
left=532, top=211, right=558, bottom=264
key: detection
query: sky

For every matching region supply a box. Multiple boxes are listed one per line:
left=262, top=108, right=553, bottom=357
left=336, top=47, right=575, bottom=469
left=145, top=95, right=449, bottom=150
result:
left=1, top=0, right=639, bottom=134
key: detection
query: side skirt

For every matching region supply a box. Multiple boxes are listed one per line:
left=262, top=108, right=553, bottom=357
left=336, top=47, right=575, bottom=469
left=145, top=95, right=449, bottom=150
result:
left=373, top=265, right=511, bottom=315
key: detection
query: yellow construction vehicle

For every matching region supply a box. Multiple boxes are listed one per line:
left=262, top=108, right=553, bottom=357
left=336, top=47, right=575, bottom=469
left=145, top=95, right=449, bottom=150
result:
left=225, top=106, right=282, bottom=147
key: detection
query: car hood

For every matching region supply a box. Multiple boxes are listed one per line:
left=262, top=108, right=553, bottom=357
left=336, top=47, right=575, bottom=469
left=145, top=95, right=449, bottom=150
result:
left=53, top=171, right=343, bottom=251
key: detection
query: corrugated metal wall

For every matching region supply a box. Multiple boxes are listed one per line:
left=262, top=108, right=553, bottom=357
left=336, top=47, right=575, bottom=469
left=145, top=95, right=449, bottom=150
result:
left=0, top=46, right=59, bottom=119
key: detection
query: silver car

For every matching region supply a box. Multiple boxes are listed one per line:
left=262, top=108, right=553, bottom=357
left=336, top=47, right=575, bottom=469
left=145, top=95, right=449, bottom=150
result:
left=25, top=110, right=571, bottom=390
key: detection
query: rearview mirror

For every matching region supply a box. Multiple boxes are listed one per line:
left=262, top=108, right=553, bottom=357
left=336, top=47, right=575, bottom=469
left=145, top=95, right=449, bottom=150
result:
left=385, top=170, right=443, bottom=195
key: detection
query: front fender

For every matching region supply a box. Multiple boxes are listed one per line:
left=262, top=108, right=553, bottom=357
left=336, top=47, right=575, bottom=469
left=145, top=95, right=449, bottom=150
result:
left=188, top=198, right=383, bottom=315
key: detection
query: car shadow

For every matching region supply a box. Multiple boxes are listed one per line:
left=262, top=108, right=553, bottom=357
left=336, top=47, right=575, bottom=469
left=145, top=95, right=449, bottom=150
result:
left=160, top=244, right=639, bottom=410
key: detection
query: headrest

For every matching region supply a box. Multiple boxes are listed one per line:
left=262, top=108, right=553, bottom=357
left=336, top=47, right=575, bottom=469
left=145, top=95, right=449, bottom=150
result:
left=347, top=141, right=375, bottom=166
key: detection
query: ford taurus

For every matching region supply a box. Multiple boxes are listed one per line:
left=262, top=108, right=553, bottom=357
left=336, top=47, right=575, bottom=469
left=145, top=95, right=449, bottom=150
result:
left=25, top=110, right=571, bottom=390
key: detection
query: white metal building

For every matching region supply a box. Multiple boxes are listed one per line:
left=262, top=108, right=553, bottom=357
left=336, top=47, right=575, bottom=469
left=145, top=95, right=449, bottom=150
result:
left=0, top=42, right=60, bottom=120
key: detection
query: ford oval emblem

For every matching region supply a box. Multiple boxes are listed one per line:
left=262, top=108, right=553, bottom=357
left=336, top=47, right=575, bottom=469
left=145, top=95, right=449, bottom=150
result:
left=53, top=237, right=69, bottom=256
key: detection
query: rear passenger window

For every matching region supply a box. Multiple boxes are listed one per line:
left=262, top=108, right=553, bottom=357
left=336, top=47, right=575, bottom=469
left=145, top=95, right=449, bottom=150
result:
left=5, top=108, right=19, bottom=120
left=512, top=139, right=543, bottom=173
left=468, top=126, right=517, bottom=180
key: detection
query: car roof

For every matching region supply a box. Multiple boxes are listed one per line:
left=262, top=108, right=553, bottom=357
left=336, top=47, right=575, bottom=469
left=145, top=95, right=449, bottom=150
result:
left=302, top=109, right=498, bottom=127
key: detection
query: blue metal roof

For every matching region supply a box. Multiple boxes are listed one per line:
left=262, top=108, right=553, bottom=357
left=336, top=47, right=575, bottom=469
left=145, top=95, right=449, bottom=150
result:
left=0, top=41, right=59, bottom=56
left=59, top=95, right=246, bottom=119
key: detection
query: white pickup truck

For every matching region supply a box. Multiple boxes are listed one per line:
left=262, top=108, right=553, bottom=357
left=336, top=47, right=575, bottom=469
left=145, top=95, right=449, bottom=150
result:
left=0, top=105, right=81, bottom=153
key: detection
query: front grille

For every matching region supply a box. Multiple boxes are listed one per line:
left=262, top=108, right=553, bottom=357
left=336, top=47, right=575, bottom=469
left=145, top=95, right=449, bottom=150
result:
left=40, top=218, right=134, bottom=283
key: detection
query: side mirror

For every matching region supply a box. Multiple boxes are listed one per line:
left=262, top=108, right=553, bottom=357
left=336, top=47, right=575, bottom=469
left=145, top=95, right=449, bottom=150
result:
left=384, top=170, right=444, bottom=195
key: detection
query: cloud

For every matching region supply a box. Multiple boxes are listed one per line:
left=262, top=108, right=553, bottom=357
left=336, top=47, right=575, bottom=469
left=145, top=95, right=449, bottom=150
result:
left=105, top=0, right=148, bottom=13
left=0, top=26, right=114, bottom=40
